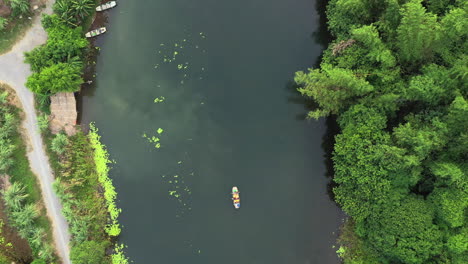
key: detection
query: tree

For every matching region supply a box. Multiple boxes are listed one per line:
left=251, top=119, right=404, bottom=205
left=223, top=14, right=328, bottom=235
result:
left=54, top=0, right=95, bottom=25
left=438, top=7, right=468, bottom=65
left=404, top=64, right=457, bottom=105
left=430, top=187, right=467, bottom=228
left=25, top=15, right=87, bottom=72
left=70, top=240, right=108, bottom=264
left=51, top=133, right=69, bottom=155
left=351, top=25, right=396, bottom=69
left=2, top=182, right=28, bottom=211
left=295, top=64, right=374, bottom=119
left=447, top=228, right=468, bottom=255
left=26, top=63, right=83, bottom=95
left=71, top=0, right=95, bottom=21
left=366, top=196, right=443, bottom=263
left=396, top=0, right=441, bottom=66
left=333, top=105, right=408, bottom=222
left=0, top=17, right=7, bottom=31
left=327, top=0, right=374, bottom=37
left=8, top=0, right=30, bottom=17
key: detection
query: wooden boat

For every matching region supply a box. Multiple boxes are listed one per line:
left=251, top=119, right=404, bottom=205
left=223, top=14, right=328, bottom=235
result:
left=96, top=1, right=117, bottom=12
left=85, top=27, right=107, bottom=38
left=232, top=186, right=240, bottom=209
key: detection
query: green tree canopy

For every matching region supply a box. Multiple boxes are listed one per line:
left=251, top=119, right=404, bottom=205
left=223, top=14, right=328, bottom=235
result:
left=396, top=0, right=441, bottom=66
left=25, top=15, right=87, bottom=72
left=295, top=64, right=374, bottom=119
left=26, top=63, right=83, bottom=95
left=366, top=196, right=443, bottom=263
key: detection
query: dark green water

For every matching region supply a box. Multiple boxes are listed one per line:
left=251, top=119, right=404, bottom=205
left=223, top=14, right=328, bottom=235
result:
left=80, top=0, right=343, bottom=263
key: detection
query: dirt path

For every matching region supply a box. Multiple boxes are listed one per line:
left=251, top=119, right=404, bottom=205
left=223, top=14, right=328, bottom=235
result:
left=0, top=1, right=72, bottom=263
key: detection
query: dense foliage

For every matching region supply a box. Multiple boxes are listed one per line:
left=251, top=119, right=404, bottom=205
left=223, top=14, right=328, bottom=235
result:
left=54, top=0, right=95, bottom=26
left=70, top=240, right=108, bottom=264
left=50, top=128, right=128, bottom=264
left=88, top=124, right=122, bottom=237
left=0, top=92, right=17, bottom=173
left=0, top=87, right=54, bottom=263
left=24, top=14, right=87, bottom=95
left=295, top=0, right=467, bottom=263
left=2, top=183, right=53, bottom=260
left=4, top=0, right=30, bottom=18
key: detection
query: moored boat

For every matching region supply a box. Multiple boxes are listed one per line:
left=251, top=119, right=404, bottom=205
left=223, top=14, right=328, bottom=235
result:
left=85, top=27, right=107, bottom=38
left=96, top=1, right=117, bottom=12
left=232, top=186, right=240, bottom=209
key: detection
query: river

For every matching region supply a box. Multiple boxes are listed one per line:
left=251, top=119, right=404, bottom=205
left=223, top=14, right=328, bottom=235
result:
left=79, top=0, right=343, bottom=263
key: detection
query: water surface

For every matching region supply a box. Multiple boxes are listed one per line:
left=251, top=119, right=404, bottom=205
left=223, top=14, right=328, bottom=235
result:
left=81, top=0, right=343, bottom=263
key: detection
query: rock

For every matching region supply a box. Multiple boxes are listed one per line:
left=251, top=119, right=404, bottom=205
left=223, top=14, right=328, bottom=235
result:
left=33, top=5, right=39, bottom=10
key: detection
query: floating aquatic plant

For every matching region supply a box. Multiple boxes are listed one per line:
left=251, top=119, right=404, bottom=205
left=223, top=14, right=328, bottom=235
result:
left=154, top=96, right=165, bottom=103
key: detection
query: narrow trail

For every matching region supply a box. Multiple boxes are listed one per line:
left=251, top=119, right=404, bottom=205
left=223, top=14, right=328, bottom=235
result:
left=0, top=1, right=72, bottom=263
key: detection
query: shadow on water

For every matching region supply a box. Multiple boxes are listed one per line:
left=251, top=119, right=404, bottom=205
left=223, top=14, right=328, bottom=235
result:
left=312, top=0, right=333, bottom=49
left=284, top=80, right=342, bottom=204
left=285, top=0, right=343, bottom=203
left=310, top=0, right=333, bottom=70
left=322, top=115, right=341, bottom=204
left=76, top=10, right=111, bottom=125
left=285, top=75, right=342, bottom=204
left=285, top=80, right=320, bottom=121
left=285, top=0, right=333, bottom=119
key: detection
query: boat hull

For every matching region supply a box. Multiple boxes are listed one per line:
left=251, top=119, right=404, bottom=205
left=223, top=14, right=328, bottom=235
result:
left=85, top=27, right=107, bottom=38
left=96, top=1, right=117, bottom=12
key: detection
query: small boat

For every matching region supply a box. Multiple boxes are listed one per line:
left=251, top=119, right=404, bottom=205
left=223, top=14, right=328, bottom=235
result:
left=232, top=186, right=240, bottom=209
left=85, top=27, right=107, bottom=38
left=96, top=1, right=117, bottom=12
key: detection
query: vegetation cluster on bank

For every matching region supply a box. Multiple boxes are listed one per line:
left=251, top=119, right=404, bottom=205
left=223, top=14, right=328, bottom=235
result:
left=0, top=84, right=55, bottom=264
left=21, top=0, right=130, bottom=263
left=295, top=0, right=467, bottom=263
left=46, top=125, right=128, bottom=264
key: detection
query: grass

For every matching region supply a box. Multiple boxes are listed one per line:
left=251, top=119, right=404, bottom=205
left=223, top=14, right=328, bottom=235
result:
left=0, top=15, right=34, bottom=55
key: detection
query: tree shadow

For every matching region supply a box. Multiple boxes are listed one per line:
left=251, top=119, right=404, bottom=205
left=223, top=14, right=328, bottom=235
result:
left=285, top=80, right=320, bottom=120
left=322, top=115, right=341, bottom=204
left=312, top=0, right=333, bottom=49
left=76, top=9, right=111, bottom=126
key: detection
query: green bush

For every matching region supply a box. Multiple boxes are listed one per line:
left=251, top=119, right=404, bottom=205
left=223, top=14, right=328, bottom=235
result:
left=31, top=259, right=46, bottom=264
left=70, top=240, right=108, bottom=264
left=51, top=133, right=69, bottom=155
left=0, top=18, right=7, bottom=31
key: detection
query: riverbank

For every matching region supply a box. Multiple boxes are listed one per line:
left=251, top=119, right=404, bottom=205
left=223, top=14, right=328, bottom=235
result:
left=44, top=125, right=128, bottom=263
left=23, top=0, right=130, bottom=262
left=295, top=0, right=467, bottom=263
